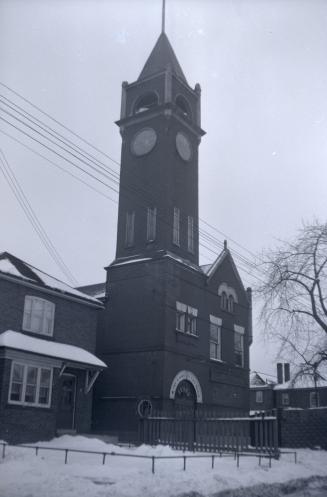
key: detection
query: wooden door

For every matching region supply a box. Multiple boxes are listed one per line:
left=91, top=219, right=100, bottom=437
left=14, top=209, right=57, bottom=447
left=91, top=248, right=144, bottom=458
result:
left=57, top=374, right=76, bottom=430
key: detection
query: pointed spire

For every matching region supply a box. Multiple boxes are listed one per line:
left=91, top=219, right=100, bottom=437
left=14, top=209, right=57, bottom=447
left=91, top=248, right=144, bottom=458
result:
left=138, top=32, right=187, bottom=84
left=162, top=0, right=166, bottom=34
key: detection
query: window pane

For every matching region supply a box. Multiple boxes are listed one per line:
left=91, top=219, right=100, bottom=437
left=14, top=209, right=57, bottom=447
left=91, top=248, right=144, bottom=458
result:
left=40, top=368, right=51, bottom=387
left=210, top=324, right=218, bottom=341
left=125, top=212, right=135, bottom=247
left=147, top=207, right=157, bottom=242
left=38, top=386, right=50, bottom=405
left=210, top=342, right=217, bottom=359
left=173, top=207, right=180, bottom=245
left=39, top=369, right=51, bottom=404
left=12, top=363, right=24, bottom=382
left=176, top=312, right=185, bottom=331
left=11, top=382, right=23, bottom=401
left=24, top=366, right=38, bottom=403
left=187, top=216, right=194, bottom=253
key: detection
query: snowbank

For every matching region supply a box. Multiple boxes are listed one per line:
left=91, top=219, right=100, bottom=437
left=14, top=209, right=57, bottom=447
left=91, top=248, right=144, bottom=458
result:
left=0, top=436, right=327, bottom=497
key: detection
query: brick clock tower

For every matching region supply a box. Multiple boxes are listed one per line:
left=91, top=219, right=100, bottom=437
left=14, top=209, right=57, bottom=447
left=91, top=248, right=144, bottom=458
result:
left=93, top=28, right=252, bottom=439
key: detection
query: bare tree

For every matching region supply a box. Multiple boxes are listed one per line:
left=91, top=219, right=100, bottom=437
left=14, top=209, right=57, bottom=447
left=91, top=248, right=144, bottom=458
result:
left=257, top=221, right=327, bottom=382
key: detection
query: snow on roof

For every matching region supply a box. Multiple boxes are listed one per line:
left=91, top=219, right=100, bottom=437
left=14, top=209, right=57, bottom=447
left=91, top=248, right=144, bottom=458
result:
left=163, top=252, right=202, bottom=272
left=200, top=263, right=212, bottom=275
left=274, top=375, right=327, bottom=390
left=0, top=330, right=106, bottom=368
left=77, top=283, right=106, bottom=299
left=0, top=259, right=32, bottom=281
left=112, top=257, right=152, bottom=267
left=0, top=252, right=102, bottom=305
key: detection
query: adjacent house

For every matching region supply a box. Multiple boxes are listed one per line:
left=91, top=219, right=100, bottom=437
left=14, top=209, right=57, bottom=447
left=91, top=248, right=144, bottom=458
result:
left=250, top=363, right=327, bottom=412
left=0, top=252, right=106, bottom=443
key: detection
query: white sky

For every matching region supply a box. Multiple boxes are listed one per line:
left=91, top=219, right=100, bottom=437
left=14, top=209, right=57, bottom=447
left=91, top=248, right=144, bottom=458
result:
left=1, top=0, right=327, bottom=378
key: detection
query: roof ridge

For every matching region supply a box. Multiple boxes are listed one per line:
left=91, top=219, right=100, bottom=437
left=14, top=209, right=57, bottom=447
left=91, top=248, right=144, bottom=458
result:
left=138, top=32, right=187, bottom=83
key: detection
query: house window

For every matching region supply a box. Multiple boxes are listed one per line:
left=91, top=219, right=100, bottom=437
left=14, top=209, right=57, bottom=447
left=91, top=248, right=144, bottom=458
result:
left=210, top=315, right=222, bottom=361
left=125, top=211, right=135, bottom=247
left=281, top=393, right=290, bottom=406
left=147, top=207, right=157, bottom=242
left=187, top=306, right=197, bottom=335
left=221, top=291, right=228, bottom=310
left=173, top=207, right=180, bottom=246
left=176, top=301, right=198, bottom=336
left=23, top=296, right=55, bottom=336
left=187, top=216, right=194, bottom=253
left=234, top=325, right=244, bottom=367
left=310, top=391, right=319, bottom=408
left=8, top=362, right=52, bottom=408
left=176, top=301, right=187, bottom=332
left=256, top=391, right=263, bottom=403
left=227, top=295, right=234, bottom=313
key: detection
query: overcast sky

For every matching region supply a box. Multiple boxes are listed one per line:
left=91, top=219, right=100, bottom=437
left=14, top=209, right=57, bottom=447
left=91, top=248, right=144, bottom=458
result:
left=1, top=0, right=327, bottom=378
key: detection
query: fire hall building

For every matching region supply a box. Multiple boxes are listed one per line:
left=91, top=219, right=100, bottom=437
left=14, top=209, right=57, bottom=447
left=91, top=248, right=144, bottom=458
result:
left=86, top=31, right=253, bottom=439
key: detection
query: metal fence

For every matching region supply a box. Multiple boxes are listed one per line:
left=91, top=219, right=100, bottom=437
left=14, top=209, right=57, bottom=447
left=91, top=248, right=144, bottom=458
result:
left=139, top=412, right=279, bottom=456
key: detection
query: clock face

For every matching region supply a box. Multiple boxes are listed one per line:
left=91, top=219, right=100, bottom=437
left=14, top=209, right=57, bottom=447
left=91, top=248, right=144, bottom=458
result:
left=131, top=128, right=157, bottom=156
left=176, top=132, right=192, bottom=162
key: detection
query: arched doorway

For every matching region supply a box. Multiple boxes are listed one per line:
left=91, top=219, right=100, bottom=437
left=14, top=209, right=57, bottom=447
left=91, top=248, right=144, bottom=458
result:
left=169, top=370, right=203, bottom=420
left=174, top=379, right=196, bottom=417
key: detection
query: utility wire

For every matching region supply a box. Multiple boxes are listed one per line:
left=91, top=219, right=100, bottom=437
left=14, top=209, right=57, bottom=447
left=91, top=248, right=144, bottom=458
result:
left=0, top=82, right=308, bottom=298
left=0, top=82, right=262, bottom=272
left=0, top=149, right=78, bottom=286
left=0, top=108, right=262, bottom=281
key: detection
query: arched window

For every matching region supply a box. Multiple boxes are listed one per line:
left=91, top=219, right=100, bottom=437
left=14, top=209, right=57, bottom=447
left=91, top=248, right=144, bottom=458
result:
left=134, top=92, right=158, bottom=114
left=175, top=95, right=192, bottom=119
left=228, top=294, right=234, bottom=313
left=221, top=291, right=228, bottom=310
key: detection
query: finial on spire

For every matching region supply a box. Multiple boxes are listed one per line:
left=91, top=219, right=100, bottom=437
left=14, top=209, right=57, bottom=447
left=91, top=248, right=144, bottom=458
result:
left=162, top=0, right=166, bottom=33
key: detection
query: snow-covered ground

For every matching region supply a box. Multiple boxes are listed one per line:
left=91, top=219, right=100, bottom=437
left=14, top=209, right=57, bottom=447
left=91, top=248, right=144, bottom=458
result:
left=0, top=435, right=327, bottom=497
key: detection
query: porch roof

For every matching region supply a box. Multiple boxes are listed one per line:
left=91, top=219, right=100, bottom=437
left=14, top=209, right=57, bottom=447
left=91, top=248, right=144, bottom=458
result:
left=0, top=330, right=106, bottom=369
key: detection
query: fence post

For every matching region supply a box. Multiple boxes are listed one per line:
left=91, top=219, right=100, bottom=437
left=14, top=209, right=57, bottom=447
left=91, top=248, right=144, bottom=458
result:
left=2, top=443, right=6, bottom=459
left=102, top=453, right=106, bottom=465
left=211, top=455, right=215, bottom=469
left=65, top=449, right=68, bottom=464
left=152, top=456, right=155, bottom=474
left=183, top=456, right=186, bottom=471
left=273, top=409, right=280, bottom=458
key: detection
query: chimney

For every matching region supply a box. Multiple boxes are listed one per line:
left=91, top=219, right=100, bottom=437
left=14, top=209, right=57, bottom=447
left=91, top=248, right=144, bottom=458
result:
left=277, top=363, right=283, bottom=384
left=284, top=363, right=290, bottom=382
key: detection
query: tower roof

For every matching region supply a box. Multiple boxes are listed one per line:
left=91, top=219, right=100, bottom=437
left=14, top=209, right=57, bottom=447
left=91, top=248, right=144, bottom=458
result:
left=138, top=32, right=187, bottom=84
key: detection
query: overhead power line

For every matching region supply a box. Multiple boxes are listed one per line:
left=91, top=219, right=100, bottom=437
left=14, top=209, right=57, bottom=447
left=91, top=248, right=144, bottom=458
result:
left=0, top=149, right=79, bottom=286
left=0, top=81, right=290, bottom=290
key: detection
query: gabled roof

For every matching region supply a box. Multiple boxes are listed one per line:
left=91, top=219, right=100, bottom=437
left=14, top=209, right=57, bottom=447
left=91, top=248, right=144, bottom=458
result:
left=205, top=245, right=246, bottom=294
left=0, top=252, right=102, bottom=306
left=250, top=372, right=267, bottom=386
left=138, top=32, right=187, bottom=83
left=250, top=371, right=276, bottom=389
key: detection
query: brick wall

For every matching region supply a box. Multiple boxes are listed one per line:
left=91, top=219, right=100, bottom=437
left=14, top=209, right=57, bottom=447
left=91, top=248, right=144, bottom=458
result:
left=0, top=278, right=98, bottom=353
left=0, top=277, right=101, bottom=443
left=0, top=361, right=93, bottom=444
left=279, top=407, right=327, bottom=449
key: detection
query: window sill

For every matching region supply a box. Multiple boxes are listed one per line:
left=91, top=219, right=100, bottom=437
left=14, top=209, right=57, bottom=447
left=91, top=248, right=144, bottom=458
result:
left=7, top=400, right=52, bottom=409
left=175, top=329, right=198, bottom=339
left=210, top=358, right=225, bottom=363
left=21, top=328, right=54, bottom=339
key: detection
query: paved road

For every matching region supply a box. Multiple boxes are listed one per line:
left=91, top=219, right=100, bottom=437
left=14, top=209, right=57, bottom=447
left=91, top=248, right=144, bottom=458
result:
left=176, top=475, right=327, bottom=497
